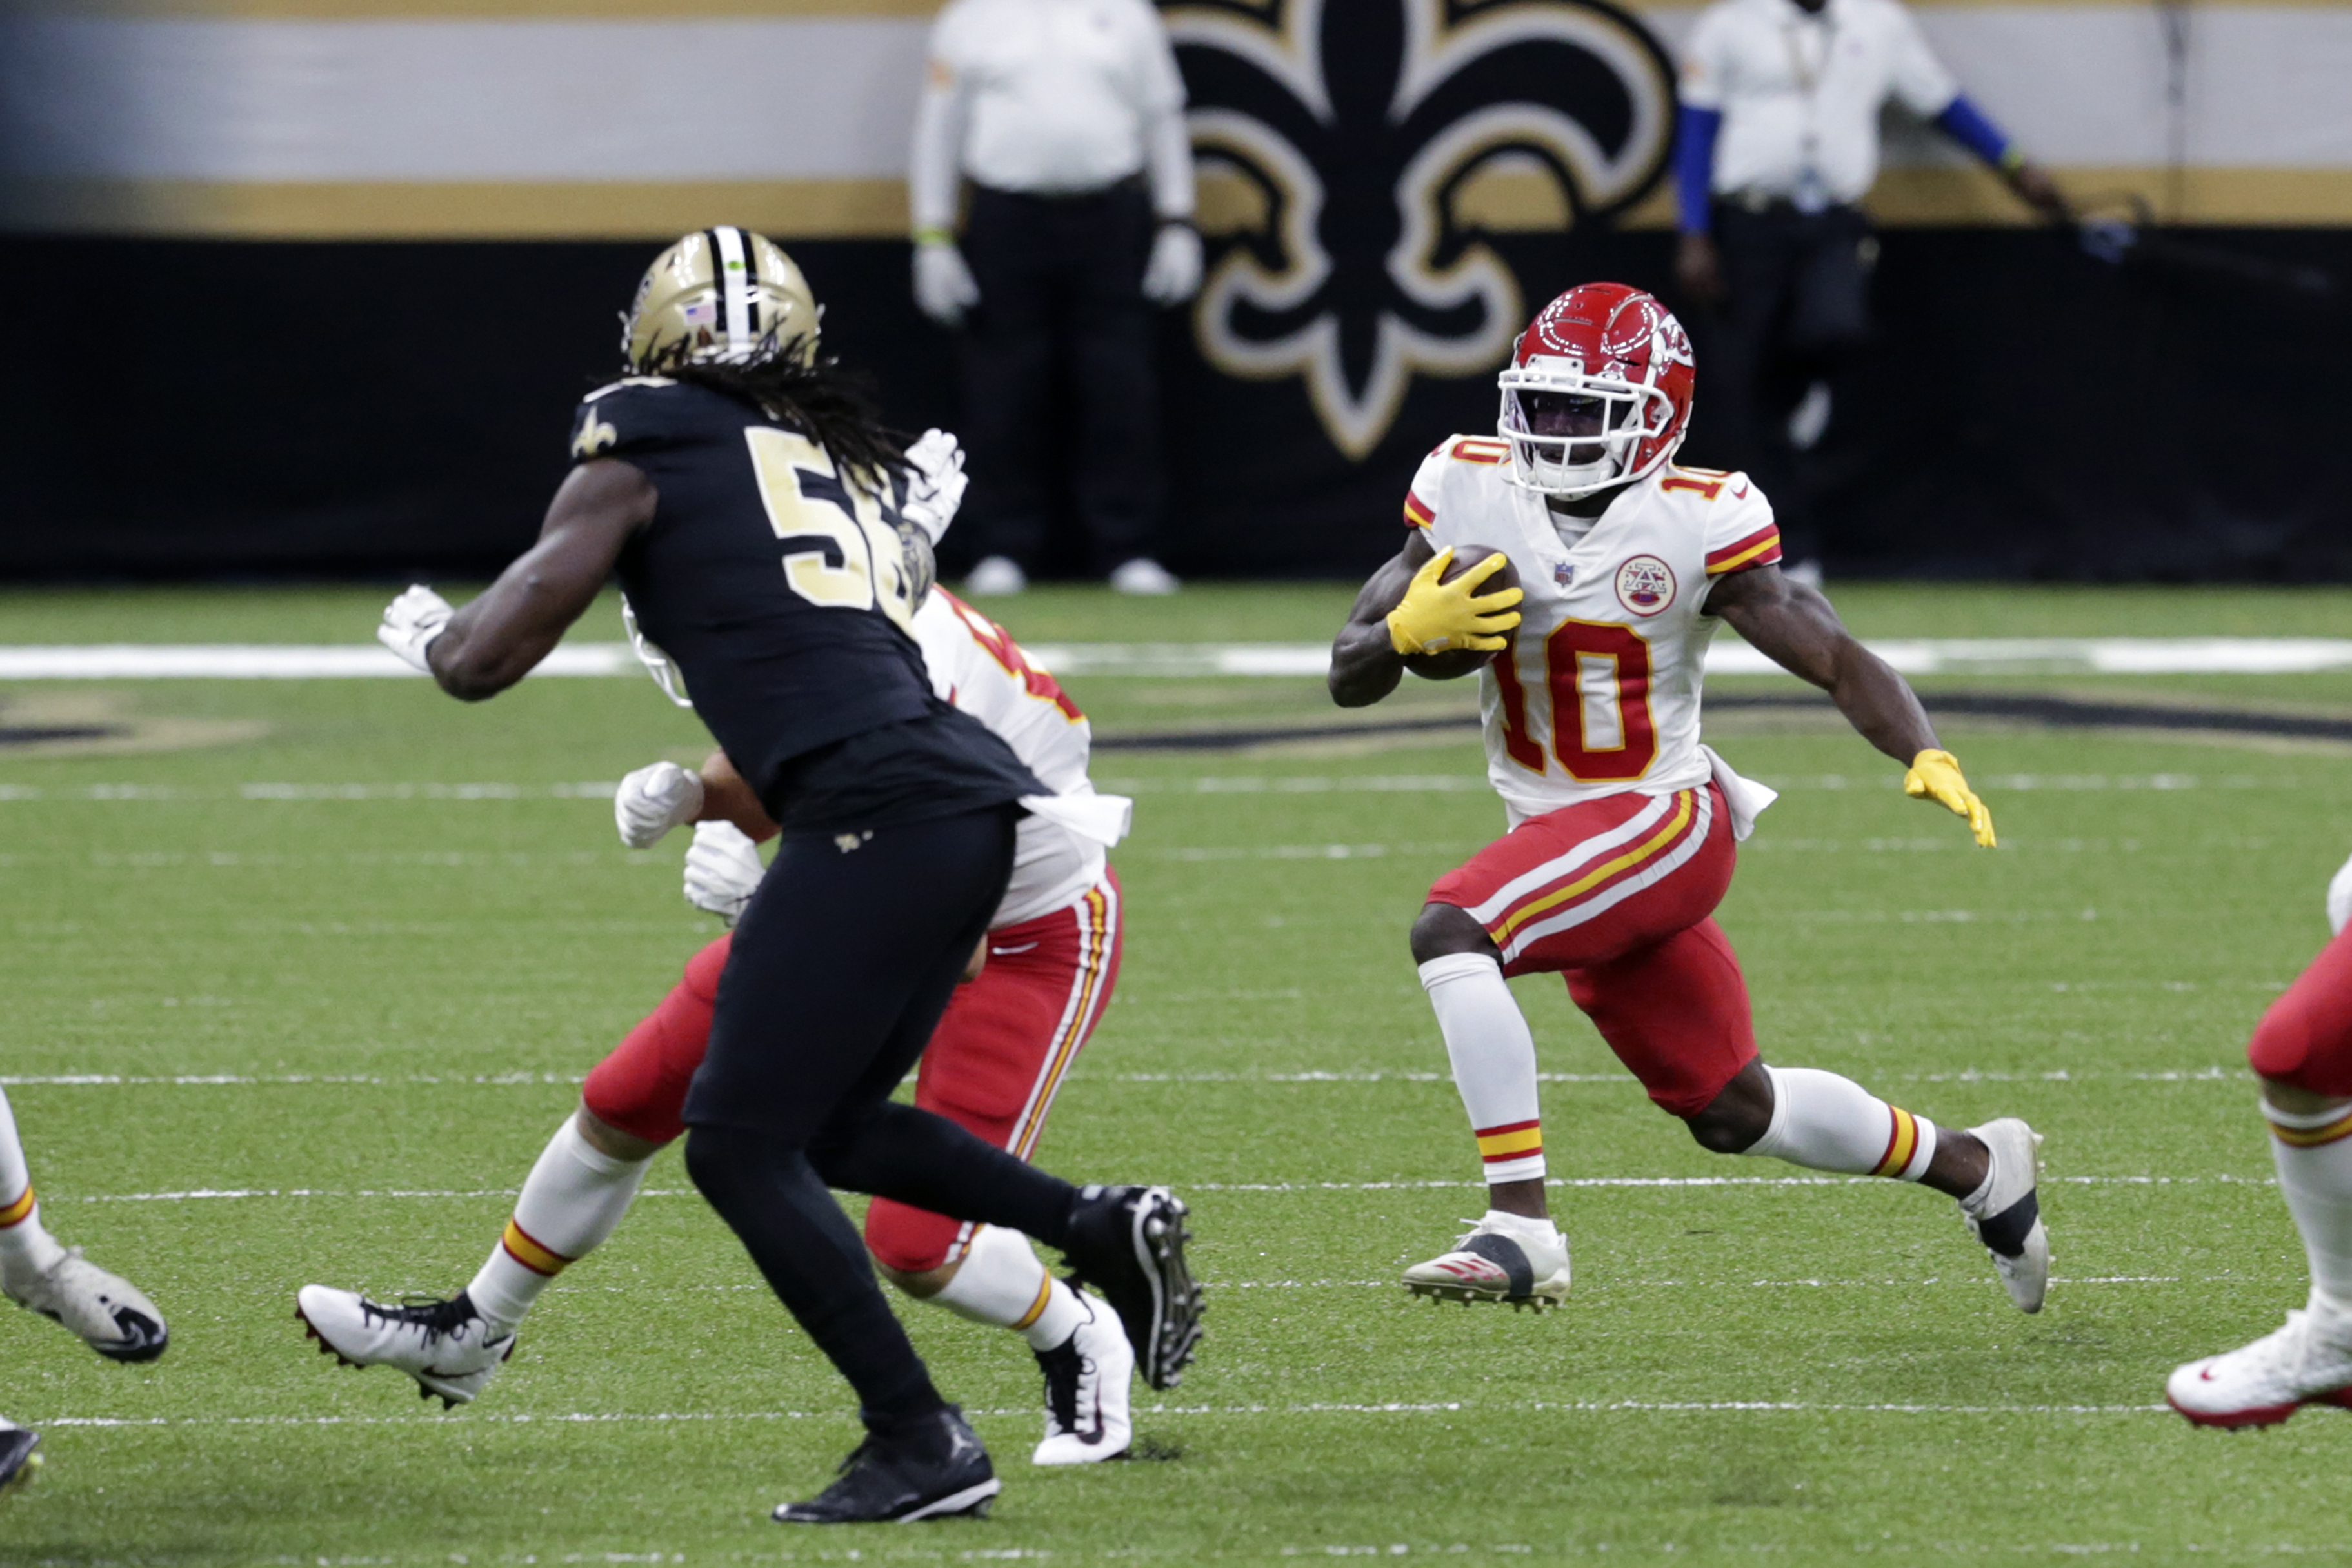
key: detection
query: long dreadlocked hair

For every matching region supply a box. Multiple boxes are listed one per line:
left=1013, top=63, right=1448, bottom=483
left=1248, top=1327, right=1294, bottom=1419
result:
left=639, top=341, right=912, bottom=497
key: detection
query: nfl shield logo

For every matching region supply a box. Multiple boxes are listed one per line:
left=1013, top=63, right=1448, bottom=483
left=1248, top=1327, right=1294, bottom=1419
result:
left=1553, top=562, right=1574, bottom=588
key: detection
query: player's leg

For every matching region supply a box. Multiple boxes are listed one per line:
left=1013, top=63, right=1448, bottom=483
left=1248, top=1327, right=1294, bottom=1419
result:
left=1569, top=918, right=2047, bottom=1312
left=0, top=1085, right=166, bottom=1362
left=2169, top=922, right=2352, bottom=1425
left=682, top=813, right=1192, bottom=1523
left=870, top=879, right=1134, bottom=1464
left=296, top=936, right=725, bottom=1404
left=1401, top=786, right=1733, bottom=1305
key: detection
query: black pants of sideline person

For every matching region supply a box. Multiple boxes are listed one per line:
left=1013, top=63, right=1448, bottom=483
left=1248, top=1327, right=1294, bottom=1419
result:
left=1693, top=203, right=1875, bottom=568
left=957, top=179, right=1166, bottom=575
left=680, top=806, right=1082, bottom=1434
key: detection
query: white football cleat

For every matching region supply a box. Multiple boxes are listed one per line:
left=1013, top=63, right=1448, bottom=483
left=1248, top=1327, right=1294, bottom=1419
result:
left=1401, top=1213, right=1571, bottom=1308
left=2168, top=1296, right=2352, bottom=1429
left=1960, top=1118, right=2048, bottom=1313
left=5, top=1247, right=168, bottom=1363
left=964, top=556, right=1027, bottom=597
left=1108, top=558, right=1180, bottom=596
left=295, top=1285, right=513, bottom=1408
left=1032, top=1291, right=1134, bottom=1465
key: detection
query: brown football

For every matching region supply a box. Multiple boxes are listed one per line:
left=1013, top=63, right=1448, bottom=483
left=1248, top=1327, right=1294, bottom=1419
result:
left=1403, top=546, right=1520, bottom=681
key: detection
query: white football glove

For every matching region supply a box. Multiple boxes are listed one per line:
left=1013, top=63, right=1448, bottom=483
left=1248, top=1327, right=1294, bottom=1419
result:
left=613, top=760, right=705, bottom=850
left=684, top=820, right=766, bottom=926
left=377, top=584, right=453, bottom=674
left=1142, top=223, right=1204, bottom=305
left=899, top=428, right=968, bottom=545
left=913, top=240, right=980, bottom=327
left=2327, top=851, right=2352, bottom=937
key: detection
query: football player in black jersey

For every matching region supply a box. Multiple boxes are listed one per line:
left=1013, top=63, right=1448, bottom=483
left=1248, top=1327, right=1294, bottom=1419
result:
left=346, top=228, right=1201, bottom=1523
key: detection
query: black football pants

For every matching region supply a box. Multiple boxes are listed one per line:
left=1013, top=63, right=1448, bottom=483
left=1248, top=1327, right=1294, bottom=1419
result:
left=1690, top=203, right=1875, bottom=566
left=957, top=179, right=1166, bottom=575
left=681, top=805, right=1082, bottom=1434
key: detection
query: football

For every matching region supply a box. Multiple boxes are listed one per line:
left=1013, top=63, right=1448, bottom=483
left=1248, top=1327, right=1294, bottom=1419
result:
left=1403, top=546, right=1520, bottom=681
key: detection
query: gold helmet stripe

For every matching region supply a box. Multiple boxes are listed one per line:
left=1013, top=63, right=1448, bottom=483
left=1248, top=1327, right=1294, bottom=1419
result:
left=713, top=224, right=753, bottom=356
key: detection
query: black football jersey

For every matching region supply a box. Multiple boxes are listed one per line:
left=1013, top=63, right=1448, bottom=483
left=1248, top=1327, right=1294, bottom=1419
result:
left=572, top=377, right=1026, bottom=819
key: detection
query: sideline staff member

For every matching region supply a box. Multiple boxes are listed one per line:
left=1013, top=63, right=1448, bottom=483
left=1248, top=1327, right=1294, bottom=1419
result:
left=911, top=0, right=1201, bottom=597
left=1674, top=0, right=2064, bottom=570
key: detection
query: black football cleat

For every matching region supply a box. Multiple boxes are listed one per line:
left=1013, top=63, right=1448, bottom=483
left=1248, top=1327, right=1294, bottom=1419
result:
left=1062, top=1184, right=1203, bottom=1390
left=0, top=1421, right=40, bottom=1498
left=772, top=1406, right=1001, bottom=1525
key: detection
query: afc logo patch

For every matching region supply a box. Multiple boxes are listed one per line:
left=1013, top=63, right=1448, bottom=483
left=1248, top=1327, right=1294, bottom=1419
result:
left=1615, top=555, right=1676, bottom=616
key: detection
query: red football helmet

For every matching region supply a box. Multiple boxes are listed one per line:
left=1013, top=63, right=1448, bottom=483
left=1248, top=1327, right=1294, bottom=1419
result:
left=1498, top=283, right=1697, bottom=498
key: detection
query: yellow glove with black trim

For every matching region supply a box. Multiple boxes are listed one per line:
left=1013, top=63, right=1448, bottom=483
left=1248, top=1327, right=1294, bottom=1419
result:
left=1904, top=748, right=1997, bottom=848
left=1386, top=547, right=1522, bottom=657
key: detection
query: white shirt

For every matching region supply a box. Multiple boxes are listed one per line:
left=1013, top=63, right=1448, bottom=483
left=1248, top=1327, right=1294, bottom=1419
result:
left=1681, top=0, right=1958, bottom=207
left=915, top=0, right=1186, bottom=208
left=912, top=589, right=1108, bottom=929
left=1404, top=439, right=1781, bottom=829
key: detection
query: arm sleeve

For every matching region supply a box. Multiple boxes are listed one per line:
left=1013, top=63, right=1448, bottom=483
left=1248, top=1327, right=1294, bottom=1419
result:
left=1886, top=3, right=1961, bottom=117
left=1699, top=478, right=1782, bottom=577
left=1675, top=105, right=1723, bottom=234
left=1139, top=8, right=1194, bottom=219
left=1933, top=94, right=2015, bottom=168
left=908, top=15, right=970, bottom=235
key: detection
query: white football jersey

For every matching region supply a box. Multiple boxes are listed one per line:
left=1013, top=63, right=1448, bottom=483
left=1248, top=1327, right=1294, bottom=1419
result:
left=1404, top=437, right=1782, bottom=827
left=913, top=589, right=1106, bottom=927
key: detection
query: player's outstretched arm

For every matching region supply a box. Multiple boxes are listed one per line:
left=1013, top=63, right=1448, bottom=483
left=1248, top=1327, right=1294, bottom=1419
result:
left=1709, top=564, right=1996, bottom=847
left=1328, top=530, right=1439, bottom=708
left=427, top=459, right=659, bottom=702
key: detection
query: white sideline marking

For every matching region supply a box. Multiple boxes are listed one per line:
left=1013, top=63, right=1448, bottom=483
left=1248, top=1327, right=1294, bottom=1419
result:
left=30, top=1398, right=2169, bottom=1429
left=0, top=773, right=2317, bottom=803
left=1, top=1066, right=2248, bottom=1088
left=52, top=1173, right=2271, bottom=1204
left=4, top=636, right=2351, bottom=681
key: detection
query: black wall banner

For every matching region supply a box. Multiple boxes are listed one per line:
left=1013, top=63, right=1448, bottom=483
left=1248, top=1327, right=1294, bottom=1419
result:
left=2, top=0, right=2349, bottom=581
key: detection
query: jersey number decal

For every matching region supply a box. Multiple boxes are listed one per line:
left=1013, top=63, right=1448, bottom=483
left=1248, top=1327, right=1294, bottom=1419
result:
left=1491, top=619, right=1659, bottom=782
left=945, top=597, right=1083, bottom=722
left=744, top=428, right=923, bottom=633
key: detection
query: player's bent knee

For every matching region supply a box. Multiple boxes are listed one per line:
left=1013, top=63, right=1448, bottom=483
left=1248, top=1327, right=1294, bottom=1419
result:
left=575, top=1103, right=670, bottom=1164
left=2249, top=1001, right=2352, bottom=1099
left=1411, top=902, right=1499, bottom=966
left=879, top=1261, right=959, bottom=1300
left=1682, top=1064, right=1772, bottom=1155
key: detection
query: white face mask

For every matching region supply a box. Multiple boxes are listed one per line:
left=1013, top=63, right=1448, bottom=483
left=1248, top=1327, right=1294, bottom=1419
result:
left=1497, top=361, right=1673, bottom=499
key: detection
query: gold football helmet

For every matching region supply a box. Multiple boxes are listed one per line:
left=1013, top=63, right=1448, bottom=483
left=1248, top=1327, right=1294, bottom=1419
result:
left=623, top=226, right=821, bottom=372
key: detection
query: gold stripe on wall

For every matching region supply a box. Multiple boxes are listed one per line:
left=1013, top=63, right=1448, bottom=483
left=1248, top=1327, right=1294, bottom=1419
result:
left=1615, top=166, right=2352, bottom=229
left=5, top=0, right=939, bottom=15
left=10, top=166, right=2352, bottom=241
left=4, top=178, right=911, bottom=239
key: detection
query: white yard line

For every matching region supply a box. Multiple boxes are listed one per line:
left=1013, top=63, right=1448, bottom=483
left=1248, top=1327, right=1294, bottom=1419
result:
left=50, top=1173, right=2271, bottom=1204
left=6, top=637, right=2352, bottom=680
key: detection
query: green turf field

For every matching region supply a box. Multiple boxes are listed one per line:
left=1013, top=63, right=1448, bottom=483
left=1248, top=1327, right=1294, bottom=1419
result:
left=3, top=582, right=2349, bottom=1563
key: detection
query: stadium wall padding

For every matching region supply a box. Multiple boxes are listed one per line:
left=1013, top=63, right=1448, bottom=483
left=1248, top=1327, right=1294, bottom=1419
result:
left=3, top=228, right=2349, bottom=582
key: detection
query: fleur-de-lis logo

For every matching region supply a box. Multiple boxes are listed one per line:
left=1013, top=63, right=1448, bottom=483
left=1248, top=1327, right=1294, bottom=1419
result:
left=1170, top=0, right=1675, bottom=458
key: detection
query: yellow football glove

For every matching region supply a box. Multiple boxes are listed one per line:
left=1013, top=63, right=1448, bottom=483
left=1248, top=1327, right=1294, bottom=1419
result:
left=1904, top=748, right=1997, bottom=848
left=1386, top=548, right=1522, bottom=657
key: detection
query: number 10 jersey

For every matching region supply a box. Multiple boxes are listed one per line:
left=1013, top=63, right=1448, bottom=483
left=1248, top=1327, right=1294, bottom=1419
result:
left=1403, top=436, right=1783, bottom=827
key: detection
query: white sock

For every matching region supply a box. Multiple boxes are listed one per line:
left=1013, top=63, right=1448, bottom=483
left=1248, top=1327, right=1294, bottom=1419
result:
left=1744, top=1065, right=1939, bottom=1182
left=928, top=1223, right=1087, bottom=1349
left=1420, top=953, right=1546, bottom=1184
left=0, top=1087, right=66, bottom=1285
left=2264, top=1100, right=2352, bottom=1312
left=465, top=1115, right=651, bottom=1331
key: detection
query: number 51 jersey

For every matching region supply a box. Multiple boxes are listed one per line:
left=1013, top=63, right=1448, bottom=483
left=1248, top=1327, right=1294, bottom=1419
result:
left=1404, top=436, right=1783, bottom=828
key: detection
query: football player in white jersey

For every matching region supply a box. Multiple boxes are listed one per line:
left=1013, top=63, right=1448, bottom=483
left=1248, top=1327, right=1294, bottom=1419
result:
left=297, top=588, right=1140, bottom=1467
left=1330, top=282, right=2048, bottom=1313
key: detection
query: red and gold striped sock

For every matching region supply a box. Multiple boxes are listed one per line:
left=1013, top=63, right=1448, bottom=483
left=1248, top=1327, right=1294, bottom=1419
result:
left=1476, top=1119, right=1545, bottom=1184
left=0, top=1184, right=34, bottom=1231
left=497, top=1218, right=575, bottom=1280
left=2265, top=1100, right=2352, bottom=1306
left=1871, top=1106, right=1940, bottom=1182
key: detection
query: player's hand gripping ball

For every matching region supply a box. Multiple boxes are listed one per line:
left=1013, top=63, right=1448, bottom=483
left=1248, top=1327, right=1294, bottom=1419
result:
left=1390, top=546, right=1522, bottom=680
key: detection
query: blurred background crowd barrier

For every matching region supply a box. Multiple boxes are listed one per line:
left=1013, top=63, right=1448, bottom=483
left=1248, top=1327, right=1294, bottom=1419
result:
left=1, top=0, right=2347, bottom=582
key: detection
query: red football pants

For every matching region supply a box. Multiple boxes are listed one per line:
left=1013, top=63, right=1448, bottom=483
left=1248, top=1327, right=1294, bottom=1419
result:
left=1427, top=782, right=1757, bottom=1117
left=583, top=873, right=1124, bottom=1272
left=2249, top=921, right=2352, bottom=1097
